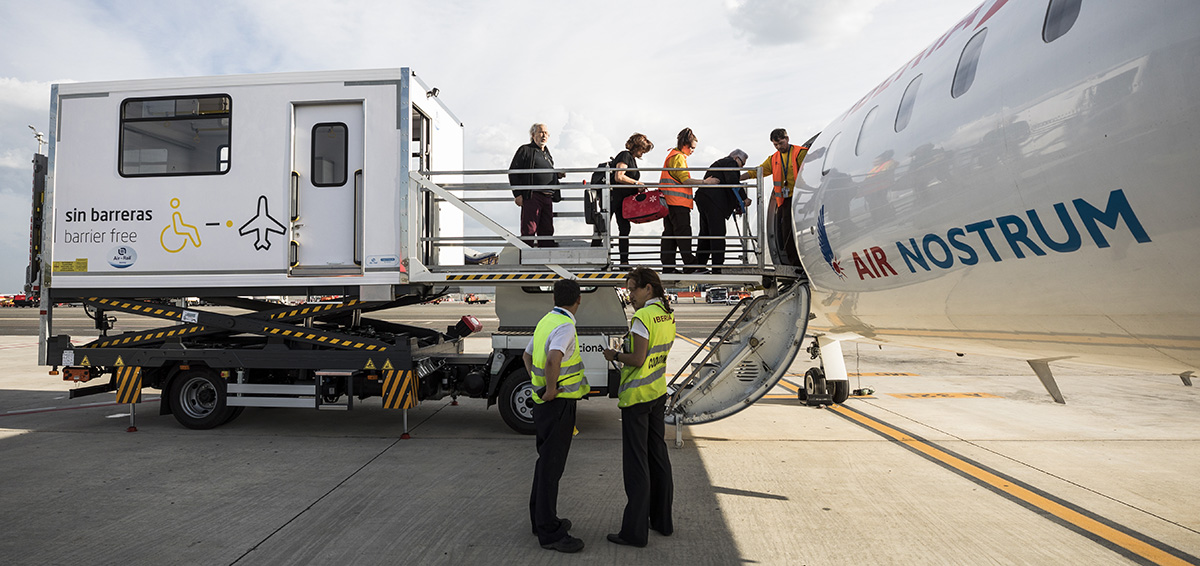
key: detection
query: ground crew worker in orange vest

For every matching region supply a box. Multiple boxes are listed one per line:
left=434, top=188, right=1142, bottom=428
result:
left=741, top=128, right=810, bottom=266
left=659, top=128, right=719, bottom=274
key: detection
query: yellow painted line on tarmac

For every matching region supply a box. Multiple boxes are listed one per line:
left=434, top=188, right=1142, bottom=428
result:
left=675, top=334, right=705, bottom=348
left=829, top=403, right=1200, bottom=566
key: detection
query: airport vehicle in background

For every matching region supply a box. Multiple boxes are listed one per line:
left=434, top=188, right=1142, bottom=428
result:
left=725, top=291, right=751, bottom=306
left=10, top=294, right=37, bottom=307
left=705, top=286, right=728, bottom=304
left=463, top=293, right=489, bottom=304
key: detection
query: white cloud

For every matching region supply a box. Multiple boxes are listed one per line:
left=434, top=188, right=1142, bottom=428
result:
left=727, top=0, right=887, bottom=48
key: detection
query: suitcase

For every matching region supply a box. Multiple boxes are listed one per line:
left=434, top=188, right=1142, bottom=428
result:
left=623, top=190, right=668, bottom=224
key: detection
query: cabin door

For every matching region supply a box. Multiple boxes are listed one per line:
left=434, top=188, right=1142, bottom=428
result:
left=289, top=102, right=364, bottom=276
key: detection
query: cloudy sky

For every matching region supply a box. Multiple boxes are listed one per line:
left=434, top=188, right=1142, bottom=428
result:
left=0, top=0, right=982, bottom=292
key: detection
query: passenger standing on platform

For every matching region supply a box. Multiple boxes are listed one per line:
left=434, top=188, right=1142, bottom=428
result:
left=524, top=278, right=588, bottom=553
left=611, top=133, right=654, bottom=267
left=741, top=128, right=809, bottom=265
left=659, top=128, right=719, bottom=273
left=510, top=123, right=565, bottom=248
left=697, top=149, right=750, bottom=273
left=602, top=267, right=675, bottom=548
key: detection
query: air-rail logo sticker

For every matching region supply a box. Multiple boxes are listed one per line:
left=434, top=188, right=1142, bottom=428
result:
left=821, top=189, right=1152, bottom=281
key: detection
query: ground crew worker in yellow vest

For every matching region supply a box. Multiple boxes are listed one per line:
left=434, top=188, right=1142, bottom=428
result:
left=602, top=267, right=675, bottom=547
left=741, top=128, right=811, bottom=266
left=659, top=127, right=719, bottom=274
left=523, top=278, right=588, bottom=553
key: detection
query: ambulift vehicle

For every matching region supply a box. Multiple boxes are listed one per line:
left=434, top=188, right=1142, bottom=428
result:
left=28, top=68, right=845, bottom=434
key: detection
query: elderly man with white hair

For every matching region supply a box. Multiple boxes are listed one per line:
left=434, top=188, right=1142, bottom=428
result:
left=696, top=149, right=751, bottom=274
left=509, top=123, right=565, bottom=248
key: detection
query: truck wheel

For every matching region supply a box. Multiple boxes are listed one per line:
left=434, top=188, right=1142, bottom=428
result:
left=831, top=380, right=849, bottom=404
left=498, top=369, right=537, bottom=435
left=170, top=368, right=232, bottom=429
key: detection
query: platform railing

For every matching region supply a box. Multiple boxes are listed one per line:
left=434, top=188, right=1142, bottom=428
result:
left=407, top=164, right=785, bottom=284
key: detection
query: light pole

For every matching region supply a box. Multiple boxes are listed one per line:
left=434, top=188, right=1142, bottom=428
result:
left=28, top=125, right=45, bottom=154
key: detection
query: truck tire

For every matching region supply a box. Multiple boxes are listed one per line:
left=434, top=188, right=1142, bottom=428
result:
left=498, top=369, right=536, bottom=435
left=170, top=368, right=233, bottom=429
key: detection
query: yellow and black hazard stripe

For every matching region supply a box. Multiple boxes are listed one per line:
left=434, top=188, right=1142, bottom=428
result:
left=446, top=273, right=558, bottom=282
left=259, top=326, right=389, bottom=351
left=576, top=273, right=628, bottom=280
left=84, top=325, right=208, bottom=349
left=383, top=370, right=418, bottom=409
left=115, top=366, right=142, bottom=404
left=268, top=300, right=362, bottom=321
left=87, top=297, right=181, bottom=318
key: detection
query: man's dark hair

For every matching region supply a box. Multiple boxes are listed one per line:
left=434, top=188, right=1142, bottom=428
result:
left=553, top=279, right=582, bottom=307
left=770, top=128, right=788, bottom=142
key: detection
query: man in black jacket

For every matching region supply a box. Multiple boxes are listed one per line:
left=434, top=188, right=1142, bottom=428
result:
left=696, top=149, right=750, bottom=273
left=510, top=123, right=564, bottom=248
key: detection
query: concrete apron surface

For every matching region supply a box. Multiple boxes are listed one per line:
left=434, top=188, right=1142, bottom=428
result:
left=0, top=335, right=1198, bottom=565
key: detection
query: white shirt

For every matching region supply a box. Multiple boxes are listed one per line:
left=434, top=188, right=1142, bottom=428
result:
left=525, top=307, right=578, bottom=358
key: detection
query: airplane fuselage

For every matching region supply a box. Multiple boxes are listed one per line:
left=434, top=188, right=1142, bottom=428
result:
left=794, top=0, right=1200, bottom=374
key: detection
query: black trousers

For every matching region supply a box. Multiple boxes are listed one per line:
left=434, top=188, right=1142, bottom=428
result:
left=619, top=394, right=674, bottom=545
left=530, top=398, right=577, bottom=545
left=611, top=196, right=632, bottom=265
left=660, top=205, right=696, bottom=268
left=695, top=204, right=727, bottom=270
left=776, top=196, right=799, bottom=265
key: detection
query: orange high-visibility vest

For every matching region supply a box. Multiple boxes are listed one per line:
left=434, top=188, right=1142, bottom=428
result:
left=770, top=144, right=807, bottom=208
left=659, top=149, right=694, bottom=209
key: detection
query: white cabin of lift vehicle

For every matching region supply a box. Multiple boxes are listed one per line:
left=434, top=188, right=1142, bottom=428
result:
left=46, top=68, right=463, bottom=296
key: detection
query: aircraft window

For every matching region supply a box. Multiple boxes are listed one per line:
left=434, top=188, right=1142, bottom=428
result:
left=895, top=75, right=923, bottom=132
left=952, top=29, right=988, bottom=98
left=311, top=122, right=348, bottom=187
left=821, top=133, right=840, bottom=175
left=119, top=94, right=231, bottom=177
left=855, top=106, right=879, bottom=157
left=1043, top=0, right=1081, bottom=43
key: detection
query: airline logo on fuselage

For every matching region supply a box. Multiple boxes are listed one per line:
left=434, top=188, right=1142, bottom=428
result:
left=821, top=189, right=1152, bottom=281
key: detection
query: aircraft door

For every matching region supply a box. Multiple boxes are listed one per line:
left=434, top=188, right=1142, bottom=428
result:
left=290, top=103, right=364, bottom=276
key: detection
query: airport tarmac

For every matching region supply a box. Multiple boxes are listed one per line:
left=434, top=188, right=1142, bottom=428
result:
left=1, top=324, right=1199, bottom=565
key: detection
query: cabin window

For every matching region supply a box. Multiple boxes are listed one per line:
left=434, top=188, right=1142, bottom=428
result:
left=1043, top=0, right=1081, bottom=43
left=855, top=106, right=879, bottom=157
left=895, top=75, right=923, bottom=132
left=119, top=95, right=231, bottom=177
left=952, top=29, right=988, bottom=98
left=821, top=133, right=840, bottom=176
left=311, top=123, right=348, bottom=187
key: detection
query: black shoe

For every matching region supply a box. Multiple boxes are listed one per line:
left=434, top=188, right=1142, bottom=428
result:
left=541, top=535, right=585, bottom=553
left=532, top=518, right=572, bottom=535
left=606, top=533, right=646, bottom=547
left=662, top=267, right=679, bottom=274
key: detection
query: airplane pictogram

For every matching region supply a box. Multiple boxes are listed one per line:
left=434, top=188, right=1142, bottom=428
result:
left=239, top=195, right=287, bottom=251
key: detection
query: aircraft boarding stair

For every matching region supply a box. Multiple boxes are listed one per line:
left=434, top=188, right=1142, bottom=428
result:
left=665, top=283, right=809, bottom=437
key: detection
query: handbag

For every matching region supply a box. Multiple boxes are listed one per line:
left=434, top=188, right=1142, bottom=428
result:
left=623, top=190, right=669, bottom=224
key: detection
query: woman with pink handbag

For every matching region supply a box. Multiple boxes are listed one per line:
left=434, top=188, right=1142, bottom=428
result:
left=610, top=133, right=654, bottom=266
